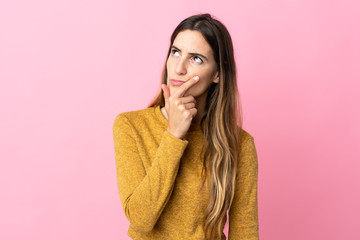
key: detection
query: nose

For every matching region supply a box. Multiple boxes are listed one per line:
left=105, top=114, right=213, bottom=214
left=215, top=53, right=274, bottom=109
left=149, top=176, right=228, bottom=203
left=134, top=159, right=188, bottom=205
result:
left=175, top=57, right=187, bottom=75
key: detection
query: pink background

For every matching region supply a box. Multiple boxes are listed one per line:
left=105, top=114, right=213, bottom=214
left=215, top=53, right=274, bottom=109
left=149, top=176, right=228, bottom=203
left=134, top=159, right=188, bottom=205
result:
left=1, top=0, right=359, bottom=239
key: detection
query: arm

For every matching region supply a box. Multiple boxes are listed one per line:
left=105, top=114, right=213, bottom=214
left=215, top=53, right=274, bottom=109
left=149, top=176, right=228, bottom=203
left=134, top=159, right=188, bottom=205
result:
left=112, top=114, right=188, bottom=233
left=228, top=135, right=259, bottom=240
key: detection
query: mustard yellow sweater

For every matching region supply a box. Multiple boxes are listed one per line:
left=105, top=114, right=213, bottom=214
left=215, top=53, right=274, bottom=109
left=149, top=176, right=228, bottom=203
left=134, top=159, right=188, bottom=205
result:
left=113, top=105, right=259, bottom=240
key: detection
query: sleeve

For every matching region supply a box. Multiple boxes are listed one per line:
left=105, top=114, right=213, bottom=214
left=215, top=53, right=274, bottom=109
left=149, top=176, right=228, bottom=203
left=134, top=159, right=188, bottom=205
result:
left=112, top=114, right=189, bottom=233
left=228, top=134, right=259, bottom=240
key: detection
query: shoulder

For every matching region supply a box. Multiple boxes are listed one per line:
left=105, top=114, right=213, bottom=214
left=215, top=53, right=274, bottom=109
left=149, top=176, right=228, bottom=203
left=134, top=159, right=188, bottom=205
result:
left=236, top=127, right=257, bottom=159
left=237, top=128, right=255, bottom=145
left=114, top=107, right=155, bottom=122
left=113, top=106, right=157, bottom=131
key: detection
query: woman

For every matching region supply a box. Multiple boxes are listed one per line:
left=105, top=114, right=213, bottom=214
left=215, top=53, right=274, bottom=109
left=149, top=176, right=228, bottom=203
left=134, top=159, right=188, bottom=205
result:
left=113, top=13, right=259, bottom=240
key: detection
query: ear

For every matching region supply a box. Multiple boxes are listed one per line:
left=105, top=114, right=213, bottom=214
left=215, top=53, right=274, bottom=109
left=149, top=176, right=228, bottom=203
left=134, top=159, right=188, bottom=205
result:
left=213, top=70, right=219, bottom=83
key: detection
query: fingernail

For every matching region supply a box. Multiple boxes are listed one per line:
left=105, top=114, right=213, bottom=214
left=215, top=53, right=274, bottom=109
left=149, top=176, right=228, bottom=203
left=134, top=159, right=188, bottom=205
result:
left=194, top=76, right=199, bottom=81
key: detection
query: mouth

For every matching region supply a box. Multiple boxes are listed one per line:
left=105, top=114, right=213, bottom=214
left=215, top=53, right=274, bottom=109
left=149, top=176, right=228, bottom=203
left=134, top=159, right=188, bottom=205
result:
left=169, top=79, right=185, bottom=86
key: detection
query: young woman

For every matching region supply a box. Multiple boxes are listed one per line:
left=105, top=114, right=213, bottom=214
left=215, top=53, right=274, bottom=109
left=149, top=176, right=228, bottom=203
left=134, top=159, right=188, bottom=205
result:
left=113, top=13, right=259, bottom=240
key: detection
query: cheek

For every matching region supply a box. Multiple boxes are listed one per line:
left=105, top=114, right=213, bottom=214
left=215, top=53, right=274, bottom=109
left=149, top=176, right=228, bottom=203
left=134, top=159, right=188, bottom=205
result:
left=195, top=74, right=216, bottom=91
left=186, top=80, right=208, bottom=96
left=196, top=73, right=213, bottom=87
left=166, top=60, right=170, bottom=72
left=194, top=67, right=214, bottom=80
left=166, top=57, right=174, bottom=70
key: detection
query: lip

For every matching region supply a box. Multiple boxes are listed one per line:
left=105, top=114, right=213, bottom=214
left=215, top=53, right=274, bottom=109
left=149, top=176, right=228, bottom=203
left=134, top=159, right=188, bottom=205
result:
left=169, top=79, right=185, bottom=86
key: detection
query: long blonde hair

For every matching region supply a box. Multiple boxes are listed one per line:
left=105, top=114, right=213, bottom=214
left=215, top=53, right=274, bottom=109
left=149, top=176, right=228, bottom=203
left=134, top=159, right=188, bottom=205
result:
left=148, top=13, right=244, bottom=240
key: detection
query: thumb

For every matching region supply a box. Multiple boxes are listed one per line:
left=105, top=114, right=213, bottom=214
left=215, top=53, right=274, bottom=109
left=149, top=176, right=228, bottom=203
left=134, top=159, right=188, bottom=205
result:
left=161, top=84, right=170, bottom=102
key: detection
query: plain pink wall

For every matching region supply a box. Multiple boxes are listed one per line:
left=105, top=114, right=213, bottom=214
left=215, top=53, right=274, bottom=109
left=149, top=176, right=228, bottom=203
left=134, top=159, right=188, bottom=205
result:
left=1, top=0, right=359, bottom=239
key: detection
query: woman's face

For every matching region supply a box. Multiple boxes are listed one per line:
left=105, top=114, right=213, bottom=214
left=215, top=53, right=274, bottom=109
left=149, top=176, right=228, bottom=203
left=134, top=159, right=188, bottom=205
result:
left=166, top=29, right=219, bottom=98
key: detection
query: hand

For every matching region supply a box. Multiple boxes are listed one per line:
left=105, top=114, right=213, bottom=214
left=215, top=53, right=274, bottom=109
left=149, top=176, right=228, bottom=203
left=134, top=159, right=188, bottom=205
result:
left=161, top=75, right=200, bottom=139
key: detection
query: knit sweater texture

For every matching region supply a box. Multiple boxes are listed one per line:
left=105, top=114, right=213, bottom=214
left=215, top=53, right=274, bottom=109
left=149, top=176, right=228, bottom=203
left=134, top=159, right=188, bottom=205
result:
left=112, top=105, right=259, bottom=240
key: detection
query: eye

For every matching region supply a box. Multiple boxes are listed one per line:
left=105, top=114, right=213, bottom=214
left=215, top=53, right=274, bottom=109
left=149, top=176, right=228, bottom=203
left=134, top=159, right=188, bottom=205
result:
left=193, top=56, right=203, bottom=63
left=171, top=49, right=180, bottom=56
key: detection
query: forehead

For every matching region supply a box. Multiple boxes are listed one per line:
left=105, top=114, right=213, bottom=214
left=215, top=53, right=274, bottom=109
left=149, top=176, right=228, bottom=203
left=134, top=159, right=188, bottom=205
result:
left=172, top=30, right=214, bottom=57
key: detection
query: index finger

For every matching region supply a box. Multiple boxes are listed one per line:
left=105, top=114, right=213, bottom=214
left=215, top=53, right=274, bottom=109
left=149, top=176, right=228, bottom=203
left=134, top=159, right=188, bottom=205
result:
left=172, top=75, right=200, bottom=98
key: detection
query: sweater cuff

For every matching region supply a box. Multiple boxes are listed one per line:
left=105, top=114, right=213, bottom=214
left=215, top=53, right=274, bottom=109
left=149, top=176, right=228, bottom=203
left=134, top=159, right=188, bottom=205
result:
left=162, top=130, right=189, bottom=152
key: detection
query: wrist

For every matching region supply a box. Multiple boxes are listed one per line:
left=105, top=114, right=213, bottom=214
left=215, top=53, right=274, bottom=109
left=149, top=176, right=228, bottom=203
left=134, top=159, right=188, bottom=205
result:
left=167, top=129, right=182, bottom=140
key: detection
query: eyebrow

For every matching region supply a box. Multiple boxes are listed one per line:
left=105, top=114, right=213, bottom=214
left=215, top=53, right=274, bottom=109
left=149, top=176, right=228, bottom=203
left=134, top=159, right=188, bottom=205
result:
left=171, top=45, right=208, bottom=61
